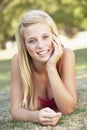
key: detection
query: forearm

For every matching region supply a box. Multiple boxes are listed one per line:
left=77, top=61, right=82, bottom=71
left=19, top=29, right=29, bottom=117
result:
left=47, top=67, right=76, bottom=114
left=11, top=107, right=39, bottom=122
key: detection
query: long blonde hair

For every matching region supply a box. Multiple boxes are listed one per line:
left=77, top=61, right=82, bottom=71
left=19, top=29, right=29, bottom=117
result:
left=16, top=9, right=60, bottom=110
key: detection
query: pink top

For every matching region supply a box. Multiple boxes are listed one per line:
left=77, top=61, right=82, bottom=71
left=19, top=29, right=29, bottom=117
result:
left=38, top=96, right=58, bottom=111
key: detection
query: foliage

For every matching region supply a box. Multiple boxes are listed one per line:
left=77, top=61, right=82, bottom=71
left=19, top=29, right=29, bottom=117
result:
left=0, top=0, right=87, bottom=48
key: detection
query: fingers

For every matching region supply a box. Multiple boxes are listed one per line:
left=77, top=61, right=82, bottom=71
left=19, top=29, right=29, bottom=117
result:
left=39, top=107, right=62, bottom=126
left=43, top=107, right=59, bottom=118
left=44, top=107, right=57, bottom=113
left=52, top=34, right=63, bottom=54
left=52, top=34, right=63, bottom=50
left=52, top=34, right=62, bottom=46
left=41, top=112, right=62, bottom=126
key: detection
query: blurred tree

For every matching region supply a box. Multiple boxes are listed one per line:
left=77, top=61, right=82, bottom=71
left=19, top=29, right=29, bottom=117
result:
left=0, top=0, right=87, bottom=49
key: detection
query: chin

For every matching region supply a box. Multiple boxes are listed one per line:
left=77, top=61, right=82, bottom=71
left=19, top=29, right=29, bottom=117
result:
left=37, top=56, right=50, bottom=63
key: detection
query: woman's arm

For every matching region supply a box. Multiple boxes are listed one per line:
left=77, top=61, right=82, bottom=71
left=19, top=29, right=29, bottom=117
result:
left=46, top=34, right=77, bottom=114
left=47, top=48, right=77, bottom=114
left=10, top=54, right=39, bottom=122
left=10, top=54, right=61, bottom=126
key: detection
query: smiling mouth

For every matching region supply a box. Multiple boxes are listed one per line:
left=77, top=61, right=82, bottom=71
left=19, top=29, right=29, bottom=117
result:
left=37, top=49, right=49, bottom=56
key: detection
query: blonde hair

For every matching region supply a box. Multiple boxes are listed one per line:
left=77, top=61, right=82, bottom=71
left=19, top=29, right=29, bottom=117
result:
left=16, top=9, right=60, bottom=110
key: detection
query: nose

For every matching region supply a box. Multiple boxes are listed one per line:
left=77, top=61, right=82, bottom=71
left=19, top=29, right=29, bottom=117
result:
left=36, top=39, right=45, bottom=49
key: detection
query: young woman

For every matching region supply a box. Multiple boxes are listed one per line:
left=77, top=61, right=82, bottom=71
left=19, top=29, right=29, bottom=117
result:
left=11, top=10, right=77, bottom=126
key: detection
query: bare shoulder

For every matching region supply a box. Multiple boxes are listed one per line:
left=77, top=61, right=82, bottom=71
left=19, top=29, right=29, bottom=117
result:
left=11, top=54, right=20, bottom=74
left=59, top=48, right=75, bottom=70
left=11, top=54, right=22, bottom=86
left=11, top=54, right=19, bottom=68
left=11, top=54, right=19, bottom=64
left=62, top=48, right=75, bottom=61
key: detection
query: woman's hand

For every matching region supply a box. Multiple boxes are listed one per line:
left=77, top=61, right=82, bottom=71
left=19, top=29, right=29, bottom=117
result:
left=38, top=107, right=62, bottom=126
left=47, top=34, right=63, bottom=67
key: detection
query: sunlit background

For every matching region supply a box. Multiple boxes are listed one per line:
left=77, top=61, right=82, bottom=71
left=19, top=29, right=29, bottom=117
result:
left=0, top=0, right=87, bottom=60
left=0, top=0, right=87, bottom=129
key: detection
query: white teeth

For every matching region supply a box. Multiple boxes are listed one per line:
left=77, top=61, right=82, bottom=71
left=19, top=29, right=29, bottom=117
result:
left=37, top=50, right=49, bottom=55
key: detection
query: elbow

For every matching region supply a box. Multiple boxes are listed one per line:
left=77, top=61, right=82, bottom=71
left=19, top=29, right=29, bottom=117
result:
left=62, top=100, right=77, bottom=115
left=11, top=108, right=20, bottom=121
left=63, top=107, right=75, bottom=115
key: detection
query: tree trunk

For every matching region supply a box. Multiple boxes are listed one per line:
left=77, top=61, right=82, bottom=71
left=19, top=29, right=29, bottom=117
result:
left=0, top=41, right=6, bottom=49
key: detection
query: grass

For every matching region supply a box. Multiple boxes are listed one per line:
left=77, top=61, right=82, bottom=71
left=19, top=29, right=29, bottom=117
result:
left=0, top=48, right=87, bottom=130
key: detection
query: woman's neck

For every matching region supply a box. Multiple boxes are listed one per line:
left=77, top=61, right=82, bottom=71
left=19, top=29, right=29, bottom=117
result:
left=32, top=60, right=47, bottom=74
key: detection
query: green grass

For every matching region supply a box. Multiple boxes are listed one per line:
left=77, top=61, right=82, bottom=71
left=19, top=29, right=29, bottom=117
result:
left=0, top=60, right=11, bottom=92
left=0, top=48, right=87, bottom=130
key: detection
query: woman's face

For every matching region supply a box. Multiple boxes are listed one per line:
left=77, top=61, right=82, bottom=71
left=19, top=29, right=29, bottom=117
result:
left=23, top=22, right=54, bottom=63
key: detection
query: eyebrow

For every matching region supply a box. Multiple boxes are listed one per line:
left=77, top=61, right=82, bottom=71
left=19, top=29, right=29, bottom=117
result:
left=42, top=33, right=50, bottom=35
left=26, top=32, right=51, bottom=41
left=25, top=37, right=35, bottom=42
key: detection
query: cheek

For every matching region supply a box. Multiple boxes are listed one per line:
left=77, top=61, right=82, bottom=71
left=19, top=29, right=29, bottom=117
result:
left=49, top=40, right=53, bottom=48
left=25, top=45, right=35, bottom=56
left=46, top=39, right=52, bottom=46
left=47, top=36, right=53, bottom=47
left=26, top=44, right=34, bottom=51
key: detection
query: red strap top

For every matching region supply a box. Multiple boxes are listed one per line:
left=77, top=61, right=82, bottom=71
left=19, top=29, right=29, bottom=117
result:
left=38, top=96, right=58, bottom=111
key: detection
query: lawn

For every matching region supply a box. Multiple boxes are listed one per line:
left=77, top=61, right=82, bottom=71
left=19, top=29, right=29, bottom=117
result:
left=0, top=48, right=87, bottom=130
